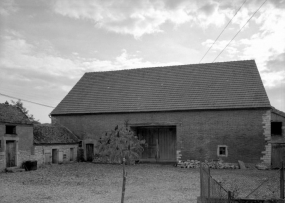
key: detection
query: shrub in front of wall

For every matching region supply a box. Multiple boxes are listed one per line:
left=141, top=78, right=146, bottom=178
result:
left=95, top=125, right=146, bottom=164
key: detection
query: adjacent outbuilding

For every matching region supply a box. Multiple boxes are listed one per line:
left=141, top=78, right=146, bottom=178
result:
left=50, top=60, right=274, bottom=166
left=33, top=124, right=79, bottom=164
left=271, top=106, right=285, bottom=168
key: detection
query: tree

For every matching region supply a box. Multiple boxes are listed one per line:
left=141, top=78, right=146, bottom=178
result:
left=10, top=99, right=40, bottom=124
left=95, top=125, right=146, bottom=164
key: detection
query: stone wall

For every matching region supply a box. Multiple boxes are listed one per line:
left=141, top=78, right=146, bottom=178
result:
left=32, top=144, right=78, bottom=165
left=0, top=124, right=33, bottom=171
left=53, top=108, right=270, bottom=164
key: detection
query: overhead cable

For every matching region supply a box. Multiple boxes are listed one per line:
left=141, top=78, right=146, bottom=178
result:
left=0, top=92, right=55, bottom=108
left=199, top=0, right=247, bottom=63
left=212, top=0, right=268, bottom=62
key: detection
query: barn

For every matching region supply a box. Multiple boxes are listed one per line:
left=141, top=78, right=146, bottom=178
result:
left=50, top=60, right=273, bottom=166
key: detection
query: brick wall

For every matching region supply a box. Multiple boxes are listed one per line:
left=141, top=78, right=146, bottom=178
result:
left=53, top=108, right=270, bottom=164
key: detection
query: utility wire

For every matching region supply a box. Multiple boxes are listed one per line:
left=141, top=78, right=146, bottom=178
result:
left=199, top=0, right=247, bottom=63
left=0, top=93, right=55, bottom=108
left=212, top=0, right=268, bottom=62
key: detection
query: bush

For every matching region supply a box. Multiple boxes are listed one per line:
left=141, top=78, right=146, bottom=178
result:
left=95, top=125, right=146, bottom=164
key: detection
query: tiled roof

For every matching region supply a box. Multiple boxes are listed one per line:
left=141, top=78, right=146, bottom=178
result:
left=33, top=124, right=79, bottom=144
left=271, top=106, right=285, bottom=118
left=0, top=103, right=32, bottom=124
left=51, top=60, right=271, bottom=115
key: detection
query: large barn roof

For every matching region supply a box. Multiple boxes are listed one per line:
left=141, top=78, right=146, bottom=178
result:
left=51, top=60, right=271, bottom=115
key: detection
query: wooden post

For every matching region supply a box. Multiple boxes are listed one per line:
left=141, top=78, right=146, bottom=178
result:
left=121, top=158, right=126, bottom=203
left=228, top=191, right=231, bottom=203
left=156, top=139, right=159, bottom=161
left=200, top=164, right=203, bottom=200
left=281, top=161, right=284, bottom=199
left=208, top=166, right=211, bottom=198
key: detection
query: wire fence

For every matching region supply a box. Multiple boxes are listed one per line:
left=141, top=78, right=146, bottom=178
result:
left=200, top=162, right=285, bottom=203
left=200, top=163, right=230, bottom=203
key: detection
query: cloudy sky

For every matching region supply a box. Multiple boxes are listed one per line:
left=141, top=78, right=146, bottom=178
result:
left=0, top=0, right=284, bottom=123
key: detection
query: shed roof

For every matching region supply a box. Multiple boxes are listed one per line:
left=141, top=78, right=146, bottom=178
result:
left=51, top=60, right=271, bottom=115
left=33, top=124, right=79, bottom=144
left=271, top=106, right=285, bottom=118
left=0, top=103, right=32, bottom=124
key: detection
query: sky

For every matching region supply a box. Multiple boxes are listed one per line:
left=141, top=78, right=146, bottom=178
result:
left=0, top=0, right=284, bottom=123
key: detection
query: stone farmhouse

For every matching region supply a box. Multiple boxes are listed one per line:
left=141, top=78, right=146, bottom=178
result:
left=0, top=103, right=79, bottom=171
left=50, top=60, right=282, bottom=167
left=0, top=102, right=34, bottom=171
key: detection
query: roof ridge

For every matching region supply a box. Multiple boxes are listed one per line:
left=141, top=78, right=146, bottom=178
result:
left=85, top=59, right=255, bottom=74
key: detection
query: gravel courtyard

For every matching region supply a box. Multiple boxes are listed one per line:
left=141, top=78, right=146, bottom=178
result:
left=0, top=163, right=280, bottom=203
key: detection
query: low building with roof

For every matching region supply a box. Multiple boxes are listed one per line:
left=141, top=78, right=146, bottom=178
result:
left=50, top=60, right=277, bottom=167
left=33, top=124, right=79, bottom=164
left=270, top=106, right=285, bottom=168
left=0, top=102, right=34, bottom=171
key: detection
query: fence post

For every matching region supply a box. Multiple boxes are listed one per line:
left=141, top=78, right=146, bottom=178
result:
left=200, top=163, right=203, bottom=201
left=281, top=161, right=284, bottom=199
left=228, top=191, right=231, bottom=203
left=208, top=166, right=211, bottom=198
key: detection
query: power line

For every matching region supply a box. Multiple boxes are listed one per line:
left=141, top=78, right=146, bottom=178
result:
left=0, top=93, right=55, bottom=108
left=199, top=0, right=247, bottom=63
left=212, top=0, right=268, bottom=62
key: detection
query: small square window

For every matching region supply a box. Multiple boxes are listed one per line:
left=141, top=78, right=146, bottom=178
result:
left=6, top=125, right=16, bottom=134
left=217, top=145, right=228, bottom=157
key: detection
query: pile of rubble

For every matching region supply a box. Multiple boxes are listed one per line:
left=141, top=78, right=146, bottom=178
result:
left=176, top=159, right=239, bottom=169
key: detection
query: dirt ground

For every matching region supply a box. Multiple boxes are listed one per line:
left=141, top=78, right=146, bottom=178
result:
left=0, top=163, right=281, bottom=203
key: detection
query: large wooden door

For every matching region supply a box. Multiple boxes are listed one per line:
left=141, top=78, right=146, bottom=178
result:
left=137, top=126, right=176, bottom=162
left=86, top=144, right=94, bottom=162
left=6, top=141, right=16, bottom=167
left=272, top=144, right=285, bottom=168
left=159, top=128, right=176, bottom=161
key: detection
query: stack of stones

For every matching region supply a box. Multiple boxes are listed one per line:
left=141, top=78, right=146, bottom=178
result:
left=176, top=159, right=239, bottom=169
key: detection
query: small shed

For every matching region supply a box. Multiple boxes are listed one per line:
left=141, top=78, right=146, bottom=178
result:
left=0, top=102, right=33, bottom=171
left=33, top=124, right=79, bottom=164
left=271, top=106, right=285, bottom=168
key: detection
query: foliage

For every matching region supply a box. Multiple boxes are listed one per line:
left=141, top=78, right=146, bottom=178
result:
left=95, top=125, right=146, bottom=164
left=10, top=99, right=40, bottom=124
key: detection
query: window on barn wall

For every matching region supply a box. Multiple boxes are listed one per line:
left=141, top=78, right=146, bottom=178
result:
left=6, top=125, right=16, bottom=134
left=271, top=122, right=282, bottom=136
left=79, top=141, right=82, bottom=148
left=217, top=145, right=228, bottom=157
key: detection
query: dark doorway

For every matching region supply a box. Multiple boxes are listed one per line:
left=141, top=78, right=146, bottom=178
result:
left=136, top=126, right=176, bottom=162
left=6, top=141, right=16, bottom=167
left=86, top=144, right=94, bottom=162
left=70, top=148, right=74, bottom=161
left=52, top=149, right=58, bottom=163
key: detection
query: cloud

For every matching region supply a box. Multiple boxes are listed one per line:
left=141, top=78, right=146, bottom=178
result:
left=52, top=0, right=240, bottom=38
left=0, top=31, right=181, bottom=98
left=0, top=0, right=18, bottom=16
